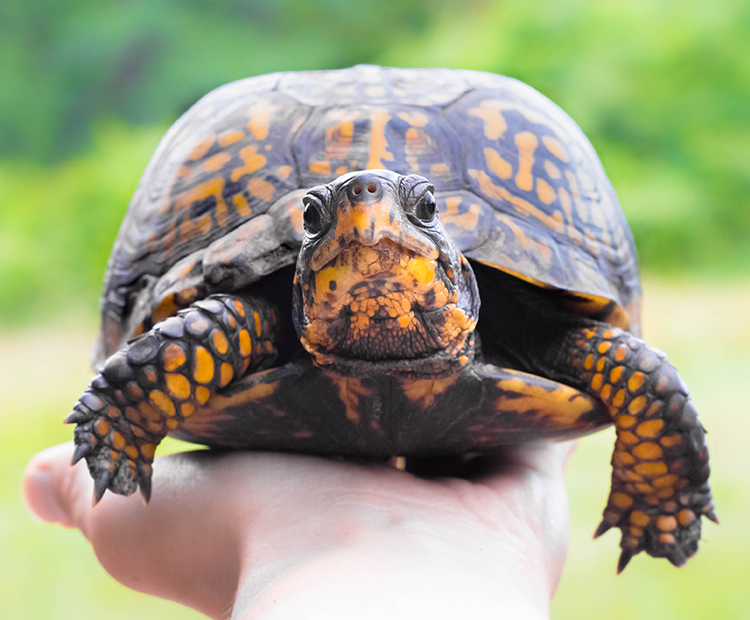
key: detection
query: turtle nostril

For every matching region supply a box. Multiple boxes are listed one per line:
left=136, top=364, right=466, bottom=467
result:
left=367, top=183, right=377, bottom=193
left=352, top=185, right=362, bottom=196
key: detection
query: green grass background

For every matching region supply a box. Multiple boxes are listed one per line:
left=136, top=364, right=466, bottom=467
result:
left=1, top=0, right=748, bottom=616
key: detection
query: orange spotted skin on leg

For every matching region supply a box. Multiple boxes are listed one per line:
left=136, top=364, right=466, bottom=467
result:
left=567, top=324, right=715, bottom=571
left=66, top=294, right=279, bottom=503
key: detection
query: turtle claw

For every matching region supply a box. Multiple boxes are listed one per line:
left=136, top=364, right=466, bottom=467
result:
left=665, top=546, right=687, bottom=568
left=64, top=410, right=89, bottom=425
left=593, top=519, right=613, bottom=539
left=616, top=549, right=633, bottom=574
left=705, top=509, right=719, bottom=524
left=71, top=443, right=93, bottom=465
left=92, top=471, right=113, bottom=506
left=137, top=462, right=152, bottom=504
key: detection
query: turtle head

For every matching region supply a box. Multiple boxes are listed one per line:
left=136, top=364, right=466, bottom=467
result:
left=293, top=170, right=480, bottom=376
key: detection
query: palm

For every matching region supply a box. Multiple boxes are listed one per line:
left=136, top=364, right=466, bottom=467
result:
left=25, top=441, right=574, bottom=618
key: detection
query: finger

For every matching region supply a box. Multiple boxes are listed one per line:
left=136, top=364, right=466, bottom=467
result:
left=24, top=443, right=241, bottom=619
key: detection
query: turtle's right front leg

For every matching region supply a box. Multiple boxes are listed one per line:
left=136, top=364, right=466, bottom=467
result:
left=67, top=294, right=279, bottom=504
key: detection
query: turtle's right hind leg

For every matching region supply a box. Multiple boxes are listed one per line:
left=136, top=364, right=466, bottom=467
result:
left=67, top=294, right=279, bottom=504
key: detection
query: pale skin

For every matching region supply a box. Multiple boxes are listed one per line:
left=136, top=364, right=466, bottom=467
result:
left=23, top=441, right=575, bottom=619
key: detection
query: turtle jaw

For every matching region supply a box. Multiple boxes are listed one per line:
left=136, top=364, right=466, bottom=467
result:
left=299, top=238, right=476, bottom=369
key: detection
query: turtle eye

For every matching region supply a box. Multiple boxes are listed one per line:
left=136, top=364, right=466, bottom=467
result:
left=302, top=196, right=325, bottom=235
left=415, top=191, right=437, bottom=222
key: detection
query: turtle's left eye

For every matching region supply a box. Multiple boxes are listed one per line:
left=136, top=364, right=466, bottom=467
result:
left=303, top=196, right=325, bottom=235
left=415, top=191, right=437, bottom=222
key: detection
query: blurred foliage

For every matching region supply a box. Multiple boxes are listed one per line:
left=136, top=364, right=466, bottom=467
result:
left=0, top=0, right=749, bottom=326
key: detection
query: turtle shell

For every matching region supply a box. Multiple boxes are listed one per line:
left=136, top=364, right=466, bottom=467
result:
left=97, top=65, right=640, bottom=364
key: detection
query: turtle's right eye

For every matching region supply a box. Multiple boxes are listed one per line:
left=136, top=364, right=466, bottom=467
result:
left=302, top=196, right=325, bottom=235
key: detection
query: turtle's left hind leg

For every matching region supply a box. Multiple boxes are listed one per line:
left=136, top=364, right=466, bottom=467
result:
left=66, top=293, right=278, bottom=504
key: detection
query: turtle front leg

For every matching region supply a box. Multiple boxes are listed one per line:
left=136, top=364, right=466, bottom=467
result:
left=66, top=294, right=278, bottom=504
left=560, top=324, right=716, bottom=571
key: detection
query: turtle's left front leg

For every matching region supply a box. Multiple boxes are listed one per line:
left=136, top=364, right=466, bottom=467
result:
left=555, top=323, right=716, bottom=571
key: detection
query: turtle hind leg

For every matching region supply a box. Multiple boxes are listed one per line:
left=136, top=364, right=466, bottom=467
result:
left=66, top=293, right=279, bottom=504
left=563, top=324, right=715, bottom=571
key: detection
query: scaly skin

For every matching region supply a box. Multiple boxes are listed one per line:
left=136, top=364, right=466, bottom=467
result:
left=562, top=324, right=716, bottom=571
left=66, top=294, right=278, bottom=504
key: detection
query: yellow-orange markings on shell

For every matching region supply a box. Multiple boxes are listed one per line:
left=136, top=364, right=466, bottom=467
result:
left=541, top=136, right=569, bottom=162
left=247, top=99, right=278, bottom=140
left=125, top=445, right=139, bottom=460
left=166, top=418, right=179, bottom=430
left=636, top=419, right=664, bottom=437
left=220, top=363, right=234, bottom=387
left=537, top=178, right=556, bottom=204
left=600, top=384, right=612, bottom=401
left=253, top=312, right=262, bottom=337
left=630, top=510, right=650, bottom=526
left=620, top=431, right=638, bottom=444
left=150, top=390, right=176, bottom=417
left=584, top=354, right=594, bottom=370
left=596, top=357, right=606, bottom=372
left=514, top=131, right=538, bottom=191
left=189, top=134, right=215, bottom=160
left=617, top=414, right=636, bottom=428
left=132, top=426, right=146, bottom=438
left=204, top=153, right=231, bottom=172
left=598, top=341, right=611, bottom=354
left=96, top=419, right=110, bottom=436
left=591, top=373, right=603, bottom=390
left=633, top=442, right=662, bottom=460
left=366, top=108, right=394, bottom=169
left=468, top=101, right=508, bottom=139
left=310, top=161, right=331, bottom=175
left=239, top=330, right=252, bottom=356
left=233, top=194, right=252, bottom=217
left=212, top=330, right=229, bottom=355
left=484, top=148, right=512, bottom=179
left=163, top=344, right=187, bottom=371
left=106, top=406, right=121, bottom=419
left=248, top=177, right=275, bottom=202
left=181, top=403, right=194, bottom=417
left=166, top=373, right=191, bottom=400
left=231, top=145, right=267, bottom=182
left=219, top=131, right=244, bottom=147
left=544, top=160, right=561, bottom=179
left=233, top=300, right=245, bottom=317
left=193, top=346, right=215, bottom=383
left=610, top=366, right=624, bottom=383
left=196, top=386, right=210, bottom=404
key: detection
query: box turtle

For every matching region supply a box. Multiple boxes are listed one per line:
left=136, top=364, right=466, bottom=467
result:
left=66, top=65, right=715, bottom=572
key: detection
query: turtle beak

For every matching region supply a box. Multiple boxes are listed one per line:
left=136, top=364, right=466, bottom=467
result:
left=310, top=172, right=438, bottom=271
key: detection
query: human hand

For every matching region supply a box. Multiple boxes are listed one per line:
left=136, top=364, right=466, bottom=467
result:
left=23, top=441, right=575, bottom=619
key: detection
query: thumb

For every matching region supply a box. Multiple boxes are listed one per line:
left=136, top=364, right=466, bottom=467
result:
left=23, top=443, right=241, bottom=619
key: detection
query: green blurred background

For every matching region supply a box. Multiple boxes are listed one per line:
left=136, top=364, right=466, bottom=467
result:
left=1, top=0, right=747, bottom=617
